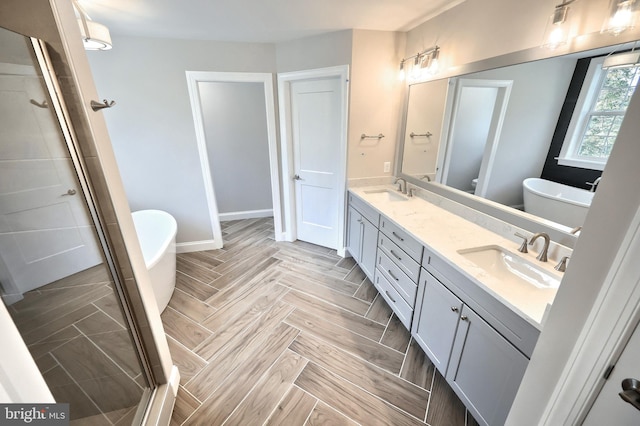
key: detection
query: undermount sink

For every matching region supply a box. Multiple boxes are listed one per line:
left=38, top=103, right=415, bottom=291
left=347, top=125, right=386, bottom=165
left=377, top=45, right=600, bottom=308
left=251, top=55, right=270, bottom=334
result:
left=457, top=245, right=561, bottom=289
left=363, top=189, right=408, bottom=202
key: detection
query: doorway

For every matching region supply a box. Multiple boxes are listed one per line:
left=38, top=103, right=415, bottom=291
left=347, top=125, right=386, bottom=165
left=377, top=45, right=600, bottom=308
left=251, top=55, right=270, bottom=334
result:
left=277, top=66, right=349, bottom=254
left=186, top=72, right=282, bottom=248
left=440, top=78, right=512, bottom=197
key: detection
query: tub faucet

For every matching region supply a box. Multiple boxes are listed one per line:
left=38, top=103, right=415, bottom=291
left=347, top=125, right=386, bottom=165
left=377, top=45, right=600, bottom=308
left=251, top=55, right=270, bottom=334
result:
left=395, top=178, right=407, bottom=194
left=529, top=232, right=550, bottom=262
left=586, top=177, right=602, bottom=192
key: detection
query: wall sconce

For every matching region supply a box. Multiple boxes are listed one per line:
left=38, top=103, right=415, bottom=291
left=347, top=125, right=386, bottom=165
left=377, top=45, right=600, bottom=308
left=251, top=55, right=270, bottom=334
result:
left=398, top=60, right=406, bottom=81
left=73, top=0, right=112, bottom=50
left=398, top=46, right=441, bottom=82
left=603, top=0, right=637, bottom=35
left=542, top=0, right=575, bottom=49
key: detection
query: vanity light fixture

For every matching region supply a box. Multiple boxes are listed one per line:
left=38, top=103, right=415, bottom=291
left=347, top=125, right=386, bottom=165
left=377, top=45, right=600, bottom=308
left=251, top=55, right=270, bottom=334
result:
left=603, top=0, right=637, bottom=35
left=73, top=0, right=112, bottom=50
left=398, top=46, right=441, bottom=82
left=541, top=0, right=576, bottom=49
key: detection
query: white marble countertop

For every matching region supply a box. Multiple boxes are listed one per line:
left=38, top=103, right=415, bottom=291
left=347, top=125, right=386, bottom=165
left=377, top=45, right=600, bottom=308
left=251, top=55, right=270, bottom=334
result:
left=350, top=185, right=563, bottom=330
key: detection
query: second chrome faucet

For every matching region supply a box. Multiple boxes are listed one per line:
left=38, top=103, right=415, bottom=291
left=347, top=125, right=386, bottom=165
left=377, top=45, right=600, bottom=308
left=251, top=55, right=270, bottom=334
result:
left=529, top=232, right=550, bottom=262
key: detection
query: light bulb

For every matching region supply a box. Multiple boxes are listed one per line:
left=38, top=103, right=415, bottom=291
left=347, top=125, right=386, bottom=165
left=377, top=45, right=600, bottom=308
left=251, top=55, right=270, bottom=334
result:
left=604, top=0, right=637, bottom=35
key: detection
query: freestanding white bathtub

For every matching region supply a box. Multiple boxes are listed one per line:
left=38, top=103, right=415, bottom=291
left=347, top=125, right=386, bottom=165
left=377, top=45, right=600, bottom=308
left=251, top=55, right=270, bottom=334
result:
left=132, top=210, right=177, bottom=312
left=523, top=178, right=594, bottom=228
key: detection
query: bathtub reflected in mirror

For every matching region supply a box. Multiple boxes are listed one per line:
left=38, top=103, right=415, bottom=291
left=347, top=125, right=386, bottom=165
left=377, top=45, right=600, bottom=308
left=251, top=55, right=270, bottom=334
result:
left=522, top=178, right=594, bottom=229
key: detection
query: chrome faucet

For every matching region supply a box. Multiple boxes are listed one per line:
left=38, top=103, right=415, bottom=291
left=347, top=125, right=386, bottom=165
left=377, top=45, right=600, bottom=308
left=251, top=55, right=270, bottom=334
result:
left=529, top=232, right=550, bottom=262
left=586, top=176, right=602, bottom=192
left=395, top=178, right=407, bottom=194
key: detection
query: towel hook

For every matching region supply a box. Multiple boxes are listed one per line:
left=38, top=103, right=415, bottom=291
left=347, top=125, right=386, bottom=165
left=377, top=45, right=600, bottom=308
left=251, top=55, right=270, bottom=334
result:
left=91, top=99, right=116, bottom=111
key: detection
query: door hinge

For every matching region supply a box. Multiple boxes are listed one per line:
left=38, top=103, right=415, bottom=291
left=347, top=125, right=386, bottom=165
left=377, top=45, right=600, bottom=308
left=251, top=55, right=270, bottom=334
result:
left=603, top=364, right=615, bottom=380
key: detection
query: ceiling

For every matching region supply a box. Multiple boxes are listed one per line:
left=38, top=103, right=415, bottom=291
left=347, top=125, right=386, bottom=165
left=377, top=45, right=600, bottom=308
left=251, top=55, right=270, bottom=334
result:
left=78, top=0, right=463, bottom=44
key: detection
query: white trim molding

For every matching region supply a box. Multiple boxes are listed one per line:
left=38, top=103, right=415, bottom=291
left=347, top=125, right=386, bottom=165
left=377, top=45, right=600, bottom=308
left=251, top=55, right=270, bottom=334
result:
left=219, top=209, right=274, bottom=222
left=277, top=65, right=350, bottom=252
left=185, top=71, right=283, bottom=250
left=176, top=240, right=218, bottom=254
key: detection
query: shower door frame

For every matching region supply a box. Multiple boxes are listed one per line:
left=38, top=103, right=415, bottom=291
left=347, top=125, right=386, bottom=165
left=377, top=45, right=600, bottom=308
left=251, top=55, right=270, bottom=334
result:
left=0, top=0, right=178, bottom=424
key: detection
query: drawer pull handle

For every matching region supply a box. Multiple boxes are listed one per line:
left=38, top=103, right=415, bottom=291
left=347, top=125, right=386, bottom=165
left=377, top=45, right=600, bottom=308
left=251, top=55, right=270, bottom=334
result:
left=451, top=306, right=458, bottom=312
left=460, top=315, right=468, bottom=321
left=392, top=231, right=405, bottom=241
left=385, top=291, right=396, bottom=303
left=390, top=249, right=402, bottom=261
left=388, top=270, right=400, bottom=281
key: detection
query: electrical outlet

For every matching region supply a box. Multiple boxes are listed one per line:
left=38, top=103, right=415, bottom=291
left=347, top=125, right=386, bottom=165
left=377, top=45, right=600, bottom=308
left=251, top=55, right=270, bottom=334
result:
left=384, top=162, right=391, bottom=173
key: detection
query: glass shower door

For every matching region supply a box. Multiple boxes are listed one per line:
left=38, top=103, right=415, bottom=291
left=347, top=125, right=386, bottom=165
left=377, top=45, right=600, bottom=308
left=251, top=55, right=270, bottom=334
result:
left=0, top=26, right=150, bottom=425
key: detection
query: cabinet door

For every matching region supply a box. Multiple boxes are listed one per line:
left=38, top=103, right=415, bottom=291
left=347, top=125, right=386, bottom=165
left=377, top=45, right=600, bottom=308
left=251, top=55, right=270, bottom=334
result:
left=346, top=206, right=362, bottom=263
left=447, top=306, right=529, bottom=426
left=359, top=216, right=377, bottom=281
left=412, top=272, right=463, bottom=375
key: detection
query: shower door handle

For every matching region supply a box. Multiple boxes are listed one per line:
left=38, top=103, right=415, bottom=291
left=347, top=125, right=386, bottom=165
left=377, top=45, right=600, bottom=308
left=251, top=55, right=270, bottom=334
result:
left=61, top=189, right=77, bottom=196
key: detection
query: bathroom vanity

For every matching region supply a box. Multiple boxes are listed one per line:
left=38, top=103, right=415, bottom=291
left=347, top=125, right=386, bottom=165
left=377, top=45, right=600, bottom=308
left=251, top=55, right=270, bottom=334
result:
left=346, top=185, right=564, bottom=426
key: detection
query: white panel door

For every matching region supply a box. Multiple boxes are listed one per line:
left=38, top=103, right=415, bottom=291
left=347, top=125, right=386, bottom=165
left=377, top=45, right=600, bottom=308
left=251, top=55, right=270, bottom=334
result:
left=584, top=322, right=640, bottom=424
left=0, top=74, right=102, bottom=296
left=290, top=77, right=342, bottom=249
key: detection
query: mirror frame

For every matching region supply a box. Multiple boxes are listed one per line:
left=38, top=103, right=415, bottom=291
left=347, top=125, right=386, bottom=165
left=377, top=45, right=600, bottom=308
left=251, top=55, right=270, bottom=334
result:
left=395, top=33, right=640, bottom=248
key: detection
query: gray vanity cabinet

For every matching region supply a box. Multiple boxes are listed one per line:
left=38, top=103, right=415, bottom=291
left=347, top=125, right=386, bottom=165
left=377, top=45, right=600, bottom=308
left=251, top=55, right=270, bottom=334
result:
left=346, top=195, right=380, bottom=281
left=447, top=305, right=529, bottom=426
left=412, top=271, right=463, bottom=374
left=415, top=247, right=538, bottom=426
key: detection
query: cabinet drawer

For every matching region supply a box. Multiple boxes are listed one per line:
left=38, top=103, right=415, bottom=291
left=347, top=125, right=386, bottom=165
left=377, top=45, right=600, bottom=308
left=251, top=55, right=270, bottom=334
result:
left=348, top=193, right=380, bottom=226
left=379, top=216, right=423, bottom=263
left=378, top=233, right=420, bottom=283
left=374, top=270, right=413, bottom=329
left=377, top=253, right=417, bottom=307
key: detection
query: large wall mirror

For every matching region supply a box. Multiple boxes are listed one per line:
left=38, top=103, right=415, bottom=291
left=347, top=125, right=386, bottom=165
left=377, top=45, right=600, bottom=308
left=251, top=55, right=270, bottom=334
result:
left=397, top=40, right=639, bottom=246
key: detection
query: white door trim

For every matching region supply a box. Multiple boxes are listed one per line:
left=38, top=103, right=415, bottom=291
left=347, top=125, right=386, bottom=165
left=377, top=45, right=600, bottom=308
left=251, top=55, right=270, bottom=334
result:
left=186, top=71, right=283, bottom=248
left=540, top=204, right=640, bottom=423
left=277, top=65, right=349, bottom=256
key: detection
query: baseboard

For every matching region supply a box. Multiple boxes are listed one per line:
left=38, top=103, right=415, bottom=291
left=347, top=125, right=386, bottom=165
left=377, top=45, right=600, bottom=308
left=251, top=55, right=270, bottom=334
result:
left=141, top=365, right=180, bottom=426
left=219, top=209, right=273, bottom=222
left=176, top=240, right=220, bottom=253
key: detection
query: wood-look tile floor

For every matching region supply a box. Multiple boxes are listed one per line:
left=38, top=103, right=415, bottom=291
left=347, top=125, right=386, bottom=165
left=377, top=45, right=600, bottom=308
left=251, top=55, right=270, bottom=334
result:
left=166, top=218, right=478, bottom=426
left=6, top=265, right=144, bottom=426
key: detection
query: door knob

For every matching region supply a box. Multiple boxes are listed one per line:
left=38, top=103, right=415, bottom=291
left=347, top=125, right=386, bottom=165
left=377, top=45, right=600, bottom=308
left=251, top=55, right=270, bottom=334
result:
left=61, top=189, right=77, bottom=196
left=293, top=174, right=302, bottom=181
left=619, top=378, right=640, bottom=410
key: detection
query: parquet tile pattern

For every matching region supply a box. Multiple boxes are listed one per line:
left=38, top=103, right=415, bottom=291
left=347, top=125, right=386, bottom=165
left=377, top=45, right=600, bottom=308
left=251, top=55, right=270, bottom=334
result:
left=167, top=218, right=479, bottom=426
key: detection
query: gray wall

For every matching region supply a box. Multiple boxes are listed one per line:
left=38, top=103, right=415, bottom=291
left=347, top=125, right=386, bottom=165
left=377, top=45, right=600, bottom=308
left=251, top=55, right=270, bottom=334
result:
left=87, top=36, right=276, bottom=244
left=199, top=81, right=273, bottom=215
left=275, top=30, right=352, bottom=73
left=466, top=57, right=576, bottom=207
